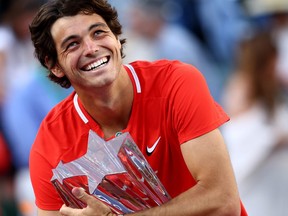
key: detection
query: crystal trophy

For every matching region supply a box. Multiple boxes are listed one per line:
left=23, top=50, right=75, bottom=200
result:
left=51, top=130, right=171, bottom=214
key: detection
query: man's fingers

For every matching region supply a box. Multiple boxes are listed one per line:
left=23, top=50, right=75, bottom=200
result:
left=60, top=204, right=82, bottom=216
left=72, top=187, right=87, bottom=200
left=72, top=187, right=106, bottom=208
left=60, top=187, right=113, bottom=216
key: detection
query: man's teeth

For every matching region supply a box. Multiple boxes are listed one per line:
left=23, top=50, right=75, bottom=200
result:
left=85, top=57, right=108, bottom=71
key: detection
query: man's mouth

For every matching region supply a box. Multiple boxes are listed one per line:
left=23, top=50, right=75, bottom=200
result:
left=82, top=56, right=110, bottom=71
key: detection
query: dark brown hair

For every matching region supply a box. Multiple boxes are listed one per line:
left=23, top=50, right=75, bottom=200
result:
left=236, top=31, right=280, bottom=117
left=29, top=0, right=126, bottom=88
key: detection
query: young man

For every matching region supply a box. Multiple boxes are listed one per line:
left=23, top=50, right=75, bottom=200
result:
left=29, top=0, right=247, bottom=215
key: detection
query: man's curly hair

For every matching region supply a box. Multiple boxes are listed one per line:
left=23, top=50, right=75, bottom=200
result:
left=30, top=0, right=126, bottom=88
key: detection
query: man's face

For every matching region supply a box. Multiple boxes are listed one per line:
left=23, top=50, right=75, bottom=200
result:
left=50, top=13, right=123, bottom=91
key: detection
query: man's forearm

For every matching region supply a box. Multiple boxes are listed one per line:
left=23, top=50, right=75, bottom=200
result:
left=125, top=183, right=240, bottom=216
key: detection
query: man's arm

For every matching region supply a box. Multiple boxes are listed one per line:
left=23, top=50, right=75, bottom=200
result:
left=153, top=128, right=241, bottom=215
left=60, top=128, right=241, bottom=216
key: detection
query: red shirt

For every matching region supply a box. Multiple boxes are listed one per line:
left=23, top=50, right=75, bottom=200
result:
left=30, top=60, right=247, bottom=215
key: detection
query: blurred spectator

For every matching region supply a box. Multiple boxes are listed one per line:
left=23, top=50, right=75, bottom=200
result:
left=0, top=0, right=44, bottom=105
left=175, top=0, right=249, bottom=69
left=0, top=0, right=44, bottom=215
left=221, top=30, right=288, bottom=216
left=0, top=0, right=52, bottom=215
left=170, top=0, right=251, bottom=102
left=241, top=0, right=288, bottom=93
left=108, top=0, right=133, bottom=29
left=1, top=67, right=72, bottom=216
left=0, top=0, right=44, bottom=168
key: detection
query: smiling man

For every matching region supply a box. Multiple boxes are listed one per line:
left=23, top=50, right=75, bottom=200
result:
left=29, top=0, right=247, bottom=216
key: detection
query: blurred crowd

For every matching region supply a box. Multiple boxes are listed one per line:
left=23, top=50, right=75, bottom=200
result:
left=0, top=0, right=288, bottom=215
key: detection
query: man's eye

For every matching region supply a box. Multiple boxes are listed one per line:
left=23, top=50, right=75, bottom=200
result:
left=94, top=30, right=105, bottom=36
left=67, top=42, right=78, bottom=49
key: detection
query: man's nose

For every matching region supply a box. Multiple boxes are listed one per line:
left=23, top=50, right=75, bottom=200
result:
left=83, top=38, right=99, bottom=55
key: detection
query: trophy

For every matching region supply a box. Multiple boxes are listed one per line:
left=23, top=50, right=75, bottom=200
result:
left=51, top=130, right=171, bottom=214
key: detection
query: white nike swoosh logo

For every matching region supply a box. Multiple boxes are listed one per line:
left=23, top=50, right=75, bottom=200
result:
left=146, top=137, right=161, bottom=155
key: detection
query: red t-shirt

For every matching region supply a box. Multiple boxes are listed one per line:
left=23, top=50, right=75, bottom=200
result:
left=30, top=60, right=247, bottom=215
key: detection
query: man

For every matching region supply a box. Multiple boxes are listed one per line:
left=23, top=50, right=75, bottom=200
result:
left=29, top=0, right=247, bottom=215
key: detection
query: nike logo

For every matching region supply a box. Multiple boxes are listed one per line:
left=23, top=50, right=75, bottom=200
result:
left=146, top=137, right=161, bottom=156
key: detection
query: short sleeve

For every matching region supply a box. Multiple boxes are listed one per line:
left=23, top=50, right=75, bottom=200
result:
left=167, top=62, right=229, bottom=144
left=29, top=127, right=63, bottom=210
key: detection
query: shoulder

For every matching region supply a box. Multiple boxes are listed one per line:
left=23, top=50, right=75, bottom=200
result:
left=130, top=59, right=199, bottom=71
left=127, top=60, right=206, bottom=98
left=32, top=92, right=76, bottom=151
left=31, top=91, right=89, bottom=166
left=43, top=92, right=75, bottom=125
left=130, top=59, right=203, bottom=82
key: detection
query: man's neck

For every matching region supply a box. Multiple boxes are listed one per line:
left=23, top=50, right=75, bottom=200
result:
left=77, top=69, right=134, bottom=138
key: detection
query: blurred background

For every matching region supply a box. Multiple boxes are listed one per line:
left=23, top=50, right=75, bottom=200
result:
left=0, top=0, right=288, bottom=215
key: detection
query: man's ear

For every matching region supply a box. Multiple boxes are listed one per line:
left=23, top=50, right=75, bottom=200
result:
left=45, top=56, right=65, bottom=78
left=51, top=65, right=65, bottom=78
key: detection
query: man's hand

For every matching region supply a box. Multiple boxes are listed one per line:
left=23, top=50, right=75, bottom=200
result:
left=59, top=187, right=115, bottom=216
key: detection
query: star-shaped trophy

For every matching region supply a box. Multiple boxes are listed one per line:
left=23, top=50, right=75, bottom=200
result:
left=51, top=130, right=171, bottom=214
